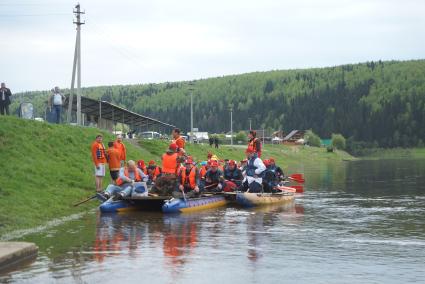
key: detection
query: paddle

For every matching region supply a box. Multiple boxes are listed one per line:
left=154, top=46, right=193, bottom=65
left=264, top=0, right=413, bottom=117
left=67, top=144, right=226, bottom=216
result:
left=73, top=194, right=98, bottom=207
left=288, top=174, right=305, bottom=183
left=276, top=185, right=304, bottom=193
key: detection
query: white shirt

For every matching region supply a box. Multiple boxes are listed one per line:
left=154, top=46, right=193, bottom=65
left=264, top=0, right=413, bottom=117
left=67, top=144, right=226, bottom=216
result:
left=1, top=90, right=5, bottom=101
left=53, top=93, right=63, bottom=105
left=243, top=157, right=266, bottom=185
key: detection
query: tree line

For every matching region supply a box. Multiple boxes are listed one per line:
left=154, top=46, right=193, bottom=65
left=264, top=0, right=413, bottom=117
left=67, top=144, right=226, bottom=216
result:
left=16, top=59, right=425, bottom=148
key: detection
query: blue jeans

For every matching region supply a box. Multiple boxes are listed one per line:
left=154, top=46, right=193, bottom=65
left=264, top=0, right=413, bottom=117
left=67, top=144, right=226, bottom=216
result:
left=53, top=105, right=62, bottom=124
left=105, top=182, right=144, bottom=197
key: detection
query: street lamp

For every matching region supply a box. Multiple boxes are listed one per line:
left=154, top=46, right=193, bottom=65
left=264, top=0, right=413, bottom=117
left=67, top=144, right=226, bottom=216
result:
left=248, top=117, right=252, bottom=130
left=230, top=107, right=233, bottom=146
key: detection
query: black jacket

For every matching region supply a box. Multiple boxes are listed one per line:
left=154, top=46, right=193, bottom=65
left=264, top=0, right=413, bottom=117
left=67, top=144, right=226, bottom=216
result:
left=0, top=88, right=12, bottom=105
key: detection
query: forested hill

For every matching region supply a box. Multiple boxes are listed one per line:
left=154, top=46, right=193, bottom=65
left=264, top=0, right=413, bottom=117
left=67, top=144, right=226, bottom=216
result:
left=19, top=59, right=425, bottom=147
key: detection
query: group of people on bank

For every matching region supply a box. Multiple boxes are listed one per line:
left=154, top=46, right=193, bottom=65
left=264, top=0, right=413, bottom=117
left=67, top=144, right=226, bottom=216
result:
left=91, top=128, right=285, bottom=200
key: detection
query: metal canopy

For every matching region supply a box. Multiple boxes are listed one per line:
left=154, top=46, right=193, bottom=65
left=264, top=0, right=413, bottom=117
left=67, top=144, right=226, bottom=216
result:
left=67, top=95, right=175, bottom=129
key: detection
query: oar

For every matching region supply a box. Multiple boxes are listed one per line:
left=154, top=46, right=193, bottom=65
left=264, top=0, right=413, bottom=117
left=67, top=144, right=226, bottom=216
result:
left=182, top=189, right=187, bottom=202
left=288, top=174, right=305, bottom=183
left=204, top=183, right=219, bottom=189
left=277, top=185, right=304, bottom=193
left=73, top=194, right=98, bottom=207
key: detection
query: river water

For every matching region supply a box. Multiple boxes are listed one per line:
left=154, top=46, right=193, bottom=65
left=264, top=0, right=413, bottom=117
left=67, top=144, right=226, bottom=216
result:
left=1, top=159, right=425, bottom=283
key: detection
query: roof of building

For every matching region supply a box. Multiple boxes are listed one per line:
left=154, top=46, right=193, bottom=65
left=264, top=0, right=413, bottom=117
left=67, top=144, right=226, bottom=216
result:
left=283, top=130, right=303, bottom=141
left=67, top=95, right=175, bottom=129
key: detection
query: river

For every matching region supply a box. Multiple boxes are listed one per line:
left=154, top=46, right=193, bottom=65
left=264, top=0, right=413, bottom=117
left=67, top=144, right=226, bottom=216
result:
left=1, top=159, right=425, bottom=283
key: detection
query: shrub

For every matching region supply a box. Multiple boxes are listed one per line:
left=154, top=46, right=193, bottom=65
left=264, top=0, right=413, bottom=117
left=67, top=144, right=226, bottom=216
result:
left=332, top=133, right=346, bottom=150
left=305, top=130, right=321, bottom=147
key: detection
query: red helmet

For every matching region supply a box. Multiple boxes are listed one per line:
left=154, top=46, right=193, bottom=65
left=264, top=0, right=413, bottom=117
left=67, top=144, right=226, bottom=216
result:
left=148, top=160, right=155, bottom=165
left=169, top=143, right=178, bottom=151
left=137, top=160, right=145, bottom=168
left=210, top=160, right=219, bottom=167
left=263, top=159, right=270, bottom=166
left=269, top=157, right=275, bottom=163
left=185, top=156, right=194, bottom=164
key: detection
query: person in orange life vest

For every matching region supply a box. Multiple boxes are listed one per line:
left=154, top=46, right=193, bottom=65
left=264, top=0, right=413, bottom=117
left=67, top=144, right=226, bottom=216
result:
left=203, top=160, right=225, bottom=192
left=106, top=141, right=121, bottom=183
left=223, top=160, right=243, bottom=192
left=247, top=130, right=262, bottom=158
left=146, top=160, right=161, bottom=184
left=103, top=160, right=148, bottom=199
left=113, top=134, right=127, bottom=167
left=137, top=160, right=147, bottom=175
left=150, top=143, right=183, bottom=196
left=91, top=134, right=107, bottom=192
left=175, top=156, right=200, bottom=198
left=171, top=128, right=186, bottom=155
left=199, top=161, right=208, bottom=179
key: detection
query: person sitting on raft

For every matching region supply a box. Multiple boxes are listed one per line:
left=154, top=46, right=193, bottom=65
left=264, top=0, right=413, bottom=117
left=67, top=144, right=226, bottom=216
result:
left=240, top=148, right=266, bottom=193
left=103, top=160, right=148, bottom=199
left=239, top=159, right=248, bottom=174
left=262, top=159, right=279, bottom=193
left=223, top=160, right=243, bottom=192
left=175, top=156, right=200, bottom=198
left=268, top=157, right=284, bottom=180
left=146, top=160, right=161, bottom=184
left=150, top=143, right=184, bottom=196
left=202, top=160, right=225, bottom=192
left=137, top=160, right=148, bottom=174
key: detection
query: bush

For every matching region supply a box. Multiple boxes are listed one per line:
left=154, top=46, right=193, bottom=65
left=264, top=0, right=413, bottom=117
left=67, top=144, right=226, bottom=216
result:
left=332, top=133, right=346, bottom=150
left=305, top=130, right=321, bottom=147
left=235, top=131, right=247, bottom=143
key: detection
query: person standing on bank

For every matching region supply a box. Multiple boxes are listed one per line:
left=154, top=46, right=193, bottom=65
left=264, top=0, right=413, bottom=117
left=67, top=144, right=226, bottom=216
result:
left=114, top=134, right=127, bottom=167
left=91, top=134, right=107, bottom=192
left=49, top=87, right=65, bottom=124
left=0, top=83, right=12, bottom=115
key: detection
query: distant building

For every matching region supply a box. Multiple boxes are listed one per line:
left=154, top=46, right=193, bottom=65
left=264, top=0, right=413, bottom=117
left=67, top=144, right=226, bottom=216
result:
left=283, top=130, right=305, bottom=145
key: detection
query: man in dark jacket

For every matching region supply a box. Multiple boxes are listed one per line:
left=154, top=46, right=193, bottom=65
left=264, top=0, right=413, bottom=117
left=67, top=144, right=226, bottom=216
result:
left=223, top=160, right=243, bottom=191
left=0, top=83, right=12, bottom=115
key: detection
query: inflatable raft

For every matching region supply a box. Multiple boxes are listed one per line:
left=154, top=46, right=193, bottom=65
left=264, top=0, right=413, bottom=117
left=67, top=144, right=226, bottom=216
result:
left=99, top=195, right=170, bottom=213
left=162, top=195, right=227, bottom=214
left=235, top=192, right=295, bottom=208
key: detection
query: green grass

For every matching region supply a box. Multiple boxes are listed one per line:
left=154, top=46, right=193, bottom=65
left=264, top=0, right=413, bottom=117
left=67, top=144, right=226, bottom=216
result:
left=0, top=115, right=354, bottom=237
left=360, top=148, right=425, bottom=160
left=0, top=116, right=147, bottom=237
left=140, top=139, right=356, bottom=169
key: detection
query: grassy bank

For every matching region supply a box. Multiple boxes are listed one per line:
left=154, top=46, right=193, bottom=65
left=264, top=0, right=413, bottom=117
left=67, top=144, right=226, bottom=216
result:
left=359, top=148, right=425, bottom=160
left=140, top=140, right=356, bottom=168
left=0, top=116, right=149, bottom=237
left=0, top=115, right=354, bottom=236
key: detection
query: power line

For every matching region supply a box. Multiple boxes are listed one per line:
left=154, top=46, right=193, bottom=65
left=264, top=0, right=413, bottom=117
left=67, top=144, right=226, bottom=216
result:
left=0, top=13, right=68, bottom=17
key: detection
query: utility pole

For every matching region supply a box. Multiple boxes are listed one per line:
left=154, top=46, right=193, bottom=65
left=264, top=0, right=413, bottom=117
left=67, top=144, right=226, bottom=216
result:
left=230, top=107, right=233, bottom=146
left=248, top=118, right=252, bottom=130
left=188, top=83, right=195, bottom=143
left=67, top=3, right=85, bottom=125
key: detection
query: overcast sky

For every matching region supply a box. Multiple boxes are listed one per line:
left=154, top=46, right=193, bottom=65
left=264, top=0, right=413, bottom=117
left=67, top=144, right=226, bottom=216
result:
left=1, top=0, right=424, bottom=92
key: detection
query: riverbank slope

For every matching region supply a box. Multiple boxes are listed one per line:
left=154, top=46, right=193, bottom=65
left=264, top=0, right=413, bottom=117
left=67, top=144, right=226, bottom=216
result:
left=0, top=116, right=354, bottom=236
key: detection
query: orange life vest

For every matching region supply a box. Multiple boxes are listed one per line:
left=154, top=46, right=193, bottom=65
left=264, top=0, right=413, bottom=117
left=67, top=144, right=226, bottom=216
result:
left=173, top=136, right=185, bottom=149
left=116, top=168, right=142, bottom=186
left=162, top=153, right=179, bottom=174
left=200, top=166, right=207, bottom=178
left=148, top=166, right=161, bottom=181
left=181, top=166, right=197, bottom=189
